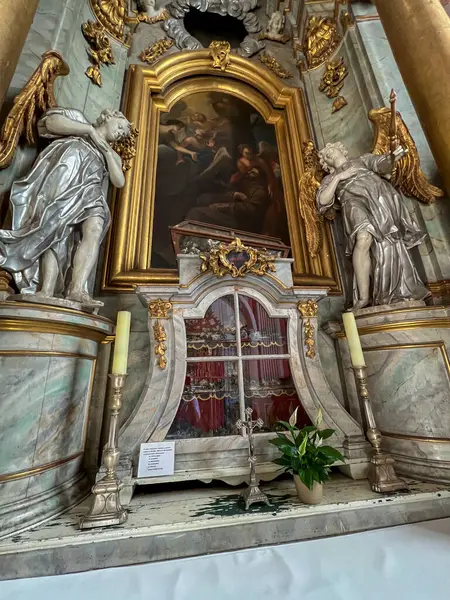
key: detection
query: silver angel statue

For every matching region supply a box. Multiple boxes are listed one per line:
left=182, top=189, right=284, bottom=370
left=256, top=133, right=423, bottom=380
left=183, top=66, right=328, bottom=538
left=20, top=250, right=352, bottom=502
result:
left=316, top=142, right=429, bottom=309
left=0, top=107, right=131, bottom=307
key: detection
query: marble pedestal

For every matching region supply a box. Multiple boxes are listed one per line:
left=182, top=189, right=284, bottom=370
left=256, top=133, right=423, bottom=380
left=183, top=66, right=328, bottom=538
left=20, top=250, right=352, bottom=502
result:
left=0, top=301, right=113, bottom=539
left=325, top=304, right=450, bottom=484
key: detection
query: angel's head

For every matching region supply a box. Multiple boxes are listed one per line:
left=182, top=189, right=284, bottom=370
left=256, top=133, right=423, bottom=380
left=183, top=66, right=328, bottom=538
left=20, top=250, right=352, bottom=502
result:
left=95, top=109, right=131, bottom=142
left=319, top=142, right=349, bottom=173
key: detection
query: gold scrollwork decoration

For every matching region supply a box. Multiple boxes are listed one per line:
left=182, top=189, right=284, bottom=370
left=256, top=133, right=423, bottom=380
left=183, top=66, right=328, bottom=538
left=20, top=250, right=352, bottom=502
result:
left=111, top=124, right=139, bottom=171
left=0, top=50, right=70, bottom=170
left=209, top=41, right=231, bottom=71
left=303, top=319, right=316, bottom=359
left=340, top=10, right=355, bottom=31
left=319, top=57, right=348, bottom=99
left=304, top=16, right=340, bottom=69
left=139, top=38, right=174, bottom=65
left=82, top=20, right=115, bottom=87
left=370, top=106, right=444, bottom=204
left=200, top=237, right=276, bottom=278
left=298, top=300, right=319, bottom=318
left=88, top=0, right=129, bottom=44
left=149, top=298, right=173, bottom=319
left=258, top=52, right=292, bottom=79
left=153, top=321, right=167, bottom=369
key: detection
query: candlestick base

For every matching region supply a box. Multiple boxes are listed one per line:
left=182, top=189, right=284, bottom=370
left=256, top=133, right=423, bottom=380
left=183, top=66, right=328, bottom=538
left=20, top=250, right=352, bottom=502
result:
left=369, top=451, right=408, bottom=494
left=79, top=372, right=129, bottom=529
left=241, top=482, right=271, bottom=511
left=79, top=475, right=128, bottom=529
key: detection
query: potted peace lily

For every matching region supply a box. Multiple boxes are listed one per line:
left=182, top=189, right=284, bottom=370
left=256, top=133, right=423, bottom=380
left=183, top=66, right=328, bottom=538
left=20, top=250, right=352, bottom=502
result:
left=269, top=408, right=344, bottom=504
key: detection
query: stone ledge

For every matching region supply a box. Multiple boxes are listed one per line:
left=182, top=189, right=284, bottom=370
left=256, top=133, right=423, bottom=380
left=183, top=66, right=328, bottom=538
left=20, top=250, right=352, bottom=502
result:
left=1, top=476, right=449, bottom=580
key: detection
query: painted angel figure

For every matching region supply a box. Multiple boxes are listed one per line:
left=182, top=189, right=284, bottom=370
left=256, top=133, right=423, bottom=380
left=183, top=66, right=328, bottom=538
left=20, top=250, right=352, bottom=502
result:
left=0, top=107, right=131, bottom=307
left=317, top=142, right=429, bottom=308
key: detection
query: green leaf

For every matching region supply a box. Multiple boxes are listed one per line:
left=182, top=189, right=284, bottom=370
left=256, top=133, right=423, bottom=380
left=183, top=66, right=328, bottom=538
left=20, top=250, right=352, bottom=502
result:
left=320, top=446, right=345, bottom=462
left=317, top=428, right=335, bottom=440
left=277, top=420, right=295, bottom=432
left=301, top=470, right=314, bottom=490
left=269, top=435, right=295, bottom=448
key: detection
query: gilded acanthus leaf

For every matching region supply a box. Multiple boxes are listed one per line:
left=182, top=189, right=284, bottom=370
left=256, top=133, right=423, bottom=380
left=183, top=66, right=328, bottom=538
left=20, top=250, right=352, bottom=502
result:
left=0, top=50, right=70, bottom=169
left=369, top=106, right=444, bottom=204
left=298, top=141, right=327, bottom=259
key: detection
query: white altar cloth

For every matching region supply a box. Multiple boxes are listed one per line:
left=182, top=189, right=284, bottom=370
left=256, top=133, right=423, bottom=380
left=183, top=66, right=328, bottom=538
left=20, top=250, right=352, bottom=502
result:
left=1, top=518, right=450, bottom=599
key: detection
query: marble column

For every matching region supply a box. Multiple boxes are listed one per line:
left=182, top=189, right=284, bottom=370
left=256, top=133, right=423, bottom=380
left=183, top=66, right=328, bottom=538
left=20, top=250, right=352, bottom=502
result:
left=0, top=0, right=39, bottom=107
left=376, top=0, right=450, bottom=195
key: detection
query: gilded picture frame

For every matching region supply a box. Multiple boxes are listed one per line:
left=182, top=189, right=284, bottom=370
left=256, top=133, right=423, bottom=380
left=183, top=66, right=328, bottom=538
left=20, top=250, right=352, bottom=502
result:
left=102, top=50, right=340, bottom=291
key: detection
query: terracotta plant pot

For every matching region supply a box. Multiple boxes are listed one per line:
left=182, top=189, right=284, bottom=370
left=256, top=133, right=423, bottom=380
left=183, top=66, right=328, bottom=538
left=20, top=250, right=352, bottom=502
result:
left=294, top=475, right=323, bottom=504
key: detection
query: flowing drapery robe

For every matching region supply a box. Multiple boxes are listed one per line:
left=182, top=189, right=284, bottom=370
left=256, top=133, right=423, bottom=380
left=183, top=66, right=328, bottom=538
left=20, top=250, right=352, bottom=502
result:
left=317, top=153, right=429, bottom=306
left=0, top=108, right=110, bottom=294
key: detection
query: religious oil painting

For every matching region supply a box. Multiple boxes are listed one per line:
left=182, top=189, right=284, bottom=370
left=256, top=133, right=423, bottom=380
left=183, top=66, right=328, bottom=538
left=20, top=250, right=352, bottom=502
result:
left=150, top=91, right=290, bottom=269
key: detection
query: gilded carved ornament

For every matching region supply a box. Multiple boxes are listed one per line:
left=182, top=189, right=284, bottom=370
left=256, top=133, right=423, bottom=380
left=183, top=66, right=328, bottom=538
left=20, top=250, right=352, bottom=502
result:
left=319, top=57, right=348, bottom=114
left=209, top=41, right=231, bottom=72
left=332, top=96, right=347, bottom=113
left=303, top=16, right=340, bottom=69
left=297, top=300, right=319, bottom=318
left=149, top=298, right=172, bottom=370
left=153, top=321, right=168, bottom=369
left=82, top=20, right=115, bottom=87
left=319, top=57, right=347, bottom=99
left=0, top=51, right=70, bottom=170
left=139, top=39, right=174, bottom=64
left=258, top=52, right=292, bottom=79
left=200, top=238, right=276, bottom=278
left=149, top=298, right=173, bottom=319
left=298, top=300, right=318, bottom=360
left=111, top=124, right=139, bottom=171
left=88, top=0, right=129, bottom=44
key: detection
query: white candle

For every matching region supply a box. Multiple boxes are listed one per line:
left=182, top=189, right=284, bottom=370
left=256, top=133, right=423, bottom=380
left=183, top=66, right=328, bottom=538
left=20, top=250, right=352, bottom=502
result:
left=112, top=311, right=131, bottom=375
left=342, top=312, right=366, bottom=367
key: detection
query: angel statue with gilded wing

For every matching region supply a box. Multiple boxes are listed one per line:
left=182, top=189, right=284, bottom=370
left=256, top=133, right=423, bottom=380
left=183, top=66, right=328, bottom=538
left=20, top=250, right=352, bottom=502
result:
left=298, top=92, right=443, bottom=309
left=0, top=106, right=131, bottom=308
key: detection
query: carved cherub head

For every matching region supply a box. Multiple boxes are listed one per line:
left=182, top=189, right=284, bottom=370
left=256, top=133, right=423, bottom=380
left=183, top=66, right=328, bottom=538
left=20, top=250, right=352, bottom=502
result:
left=318, top=142, right=349, bottom=173
left=95, top=109, right=131, bottom=142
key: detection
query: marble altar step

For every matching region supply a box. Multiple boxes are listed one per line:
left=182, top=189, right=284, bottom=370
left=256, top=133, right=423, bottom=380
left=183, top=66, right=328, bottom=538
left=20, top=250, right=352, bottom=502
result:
left=1, top=474, right=450, bottom=581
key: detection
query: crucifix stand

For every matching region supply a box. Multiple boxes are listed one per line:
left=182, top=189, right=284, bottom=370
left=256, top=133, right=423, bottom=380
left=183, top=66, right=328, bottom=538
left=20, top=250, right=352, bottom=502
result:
left=236, top=408, right=271, bottom=510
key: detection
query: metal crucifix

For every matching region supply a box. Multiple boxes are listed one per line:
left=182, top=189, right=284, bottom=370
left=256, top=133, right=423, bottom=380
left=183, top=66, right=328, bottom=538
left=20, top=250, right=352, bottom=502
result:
left=236, top=407, right=271, bottom=510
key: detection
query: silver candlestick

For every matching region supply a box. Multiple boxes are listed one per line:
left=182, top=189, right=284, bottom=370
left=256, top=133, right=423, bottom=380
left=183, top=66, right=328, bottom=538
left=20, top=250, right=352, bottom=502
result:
left=353, top=366, right=407, bottom=493
left=236, top=407, right=271, bottom=510
left=79, top=373, right=128, bottom=529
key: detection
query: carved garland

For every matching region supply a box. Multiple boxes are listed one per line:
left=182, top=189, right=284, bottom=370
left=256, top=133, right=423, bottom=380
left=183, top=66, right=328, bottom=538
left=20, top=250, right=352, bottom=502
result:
left=149, top=299, right=173, bottom=370
left=298, top=300, right=319, bottom=360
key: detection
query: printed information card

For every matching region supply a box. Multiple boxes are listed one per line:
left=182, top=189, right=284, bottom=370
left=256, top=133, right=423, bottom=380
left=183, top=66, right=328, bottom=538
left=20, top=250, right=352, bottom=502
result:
left=137, top=441, right=175, bottom=478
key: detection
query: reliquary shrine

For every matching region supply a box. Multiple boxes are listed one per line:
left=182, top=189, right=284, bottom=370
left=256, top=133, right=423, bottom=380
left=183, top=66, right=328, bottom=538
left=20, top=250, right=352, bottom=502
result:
left=1, top=0, right=450, bottom=581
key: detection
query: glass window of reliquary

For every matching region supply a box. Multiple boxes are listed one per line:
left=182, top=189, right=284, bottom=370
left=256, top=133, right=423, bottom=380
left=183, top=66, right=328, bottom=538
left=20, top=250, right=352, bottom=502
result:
left=167, top=292, right=310, bottom=440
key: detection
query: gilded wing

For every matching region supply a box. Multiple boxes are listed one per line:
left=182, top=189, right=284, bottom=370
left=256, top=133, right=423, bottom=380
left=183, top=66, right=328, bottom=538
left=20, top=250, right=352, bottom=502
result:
left=369, top=107, right=444, bottom=204
left=299, top=140, right=327, bottom=259
left=0, top=50, right=70, bottom=169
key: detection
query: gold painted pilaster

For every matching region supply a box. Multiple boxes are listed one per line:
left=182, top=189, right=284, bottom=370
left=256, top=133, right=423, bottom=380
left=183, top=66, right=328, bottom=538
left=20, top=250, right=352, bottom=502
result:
left=0, top=0, right=39, bottom=108
left=376, top=0, right=450, bottom=195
